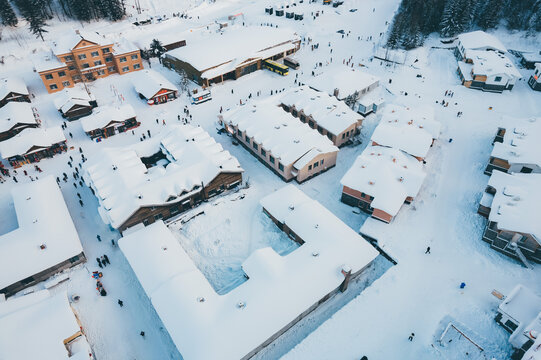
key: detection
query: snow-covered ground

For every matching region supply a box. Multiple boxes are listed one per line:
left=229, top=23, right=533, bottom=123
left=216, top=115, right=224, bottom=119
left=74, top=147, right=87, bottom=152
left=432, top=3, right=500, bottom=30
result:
left=0, top=0, right=540, bottom=359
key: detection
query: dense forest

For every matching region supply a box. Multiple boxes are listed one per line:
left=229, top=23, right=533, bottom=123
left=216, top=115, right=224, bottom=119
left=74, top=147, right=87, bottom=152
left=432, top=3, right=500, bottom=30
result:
left=0, top=0, right=125, bottom=40
left=387, top=0, right=541, bottom=49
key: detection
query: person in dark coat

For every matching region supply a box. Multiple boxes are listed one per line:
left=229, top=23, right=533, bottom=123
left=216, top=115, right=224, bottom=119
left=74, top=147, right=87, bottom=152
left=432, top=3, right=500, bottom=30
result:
left=103, top=254, right=110, bottom=265
left=96, top=258, right=103, bottom=268
left=118, top=299, right=124, bottom=307
left=97, top=235, right=101, bottom=241
left=408, top=333, right=415, bottom=341
left=140, top=331, right=145, bottom=338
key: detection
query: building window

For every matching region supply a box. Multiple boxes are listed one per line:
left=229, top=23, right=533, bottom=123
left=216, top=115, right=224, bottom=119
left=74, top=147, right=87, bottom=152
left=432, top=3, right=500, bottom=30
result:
left=82, top=63, right=90, bottom=69
left=122, top=66, right=129, bottom=72
left=131, top=54, right=139, bottom=60
left=49, top=84, right=58, bottom=90
left=261, top=148, right=266, bottom=157
left=308, top=120, right=314, bottom=128
left=58, top=71, right=66, bottom=77
left=237, top=129, right=242, bottom=136
left=245, top=135, right=250, bottom=143
left=45, top=74, right=53, bottom=80
left=143, top=219, right=150, bottom=226
left=119, top=57, right=127, bottom=63
left=308, top=165, right=312, bottom=170
left=78, top=54, right=87, bottom=60
left=64, top=55, right=73, bottom=61
left=91, top=51, right=99, bottom=57
left=494, top=76, right=502, bottom=82
left=97, top=70, right=105, bottom=76
left=108, top=66, right=116, bottom=72
left=321, top=159, right=324, bottom=165
left=253, top=142, right=258, bottom=150
left=269, top=155, right=275, bottom=164
left=278, top=163, right=284, bottom=172
left=68, top=65, right=75, bottom=70
left=73, top=75, right=81, bottom=81
left=94, top=60, right=102, bottom=66
left=154, top=213, right=164, bottom=221
left=62, top=81, right=70, bottom=86
left=21, top=276, right=35, bottom=285
left=133, top=63, right=141, bottom=69
left=105, top=56, right=113, bottom=62
left=69, top=255, right=80, bottom=263
left=314, top=162, right=319, bottom=168
left=102, top=47, right=110, bottom=54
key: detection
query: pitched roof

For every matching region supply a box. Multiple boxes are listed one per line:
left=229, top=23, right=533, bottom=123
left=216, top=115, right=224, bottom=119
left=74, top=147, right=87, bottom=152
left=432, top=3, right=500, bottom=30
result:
left=0, top=102, right=37, bottom=134
left=80, top=104, right=135, bottom=132
left=466, top=49, right=522, bottom=79
left=50, top=30, right=110, bottom=55
left=306, top=68, right=379, bottom=100
left=0, top=176, right=83, bottom=291
left=371, top=121, right=433, bottom=159
left=0, top=77, right=29, bottom=100
left=132, top=70, right=178, bottom=100
left=84, top=125, right=242, bottom=229
left=119, top=186, right=377, bottom=360
left=457, top=31, right=507, bottom=53
left=0, top=127, right=65, bottom=159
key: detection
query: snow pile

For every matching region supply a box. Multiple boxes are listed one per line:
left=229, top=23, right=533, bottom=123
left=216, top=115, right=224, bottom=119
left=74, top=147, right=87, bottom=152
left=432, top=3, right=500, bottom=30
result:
left=0, top=77, right=29, bottom=100
left=341, top=145, right=426, bottom=217
left=80, top=104, right=135, bottom=133
left=279, top=86, right=363, bottom=136
left=165, top=25, right=300, bottom=80
left=0, top=126, right=65, bottom=159
left=119, top=185, right=377, bottom=360
left=0, top=176, right=83, bottom=292
left=491, top=117, right=541, bottom=170
left=0, top=290, right=92, bottom=360
left=0, top=102, right=37, bottom=134
left=222, top=100, right=338, bottom=169
left=84, top=124, right=243, bottom=229
left=306, top=67, right=380, bottom=101
left=486, top=171, right=541, bottom=242
left=131, top=69, right=178, bottom=100
left=499, top=285, right=541, bottom=349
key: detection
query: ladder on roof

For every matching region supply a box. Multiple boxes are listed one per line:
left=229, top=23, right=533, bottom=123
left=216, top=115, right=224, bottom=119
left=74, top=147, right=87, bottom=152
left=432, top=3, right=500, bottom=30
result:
left=514, top=246, right=533, bottom=269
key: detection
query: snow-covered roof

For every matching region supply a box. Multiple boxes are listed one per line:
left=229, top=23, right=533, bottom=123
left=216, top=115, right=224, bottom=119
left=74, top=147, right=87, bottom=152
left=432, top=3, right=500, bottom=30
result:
left=84, top=124, right=243, bottom=229
left=165, top=26, right=299, bottom=79
left=0, top=176, right=83, bottom=291
left=222, top=100, right=338, bottom=167
left=306, top=68, right=379, bottom=100
left=341, top=145, right=426, bottom=216
left=499, top=285, right=541, bottom=325
left=0, top=102, right=37, bottom=133
left=80, top=104, right=135, bottom=132
left=53, top=87, right=95, bottom=113
left=50, top=30, right=110, bottom=55
left=0, top=126, right=65, bottom=159
left=487, top=171, right=541, bottom=242
left=380, top=104, right=440, bottom=140
left=491, top=117, right=541, bottom=168
left=0, top=77, right=29, bottom=100
left=370, top=110, right=434, bottom=159
left=127, top=17, right=201, bottom=50
left=466, top=49, right=522, bottom=79
left=112, top=38, right=139, bottom=55
left=521, top=52, right=541, bottom=63
left=279, top=86, right=363, bottom=136
left=119, top=186, right=378, bottom=360
left=0, top=290, right=92, bottom=360
left=522, top=335, right=541, bottom=360
left=132, top=70, right=178, bottom=100
left=457, top=31, right=507, bottom=53
left=33, top=51, right=67, bottom=73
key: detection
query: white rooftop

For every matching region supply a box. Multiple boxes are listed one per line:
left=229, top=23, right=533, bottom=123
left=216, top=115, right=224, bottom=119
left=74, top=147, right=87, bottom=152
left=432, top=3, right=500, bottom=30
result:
left=165, top=26, right=299, bottom=79
left=0, top=126, right=65, bottom=159
left=0, top=290, right=92, bottom=360
left=0, top=176, right=83, bottom=291
left=0, top=102, right=37, bottom=134
left=491, top=117, right=541, bottom=168
left=306, top=68, right=380, bottom=100
left=341, top=145, right=426, bottom=216
left=132, top=69, right=178, bottom=100
left=33, top=51, right=67, bottom=73
left=371, top=118, right=434, bottom=159
left=487, top=171, right=541, bottom=243
left=53, top=87, right=95, bottom=112
left=222, top=100, right=338, bottom=168
left=379, top=104, right=440, bottom=140
left=279, top=86, right=363, bottom=136
left=112, top=38, right=139, bottom=55
left=466, top=49, right=522, bottom=79
left=80, top=104, right=135, bottom=132
left=119, top=185, right=378, bottom=360
left=0, top=77, right=29, bottom=100
left=457, top=30, right=507, bottom=53
left=50, top=30, right=110, bottom=55
left=84, top=124, right=243, bottom=229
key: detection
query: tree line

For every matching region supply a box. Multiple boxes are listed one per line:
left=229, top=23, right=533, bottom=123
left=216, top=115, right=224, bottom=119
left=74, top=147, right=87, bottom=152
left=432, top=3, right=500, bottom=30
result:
left=0, top=0, right=126, bottom=40
left=387, top=0, right=541, bottom=49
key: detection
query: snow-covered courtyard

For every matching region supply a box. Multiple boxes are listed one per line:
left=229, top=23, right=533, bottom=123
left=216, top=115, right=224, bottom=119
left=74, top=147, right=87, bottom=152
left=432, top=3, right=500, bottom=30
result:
left=0, top=0, right=540, bottom=359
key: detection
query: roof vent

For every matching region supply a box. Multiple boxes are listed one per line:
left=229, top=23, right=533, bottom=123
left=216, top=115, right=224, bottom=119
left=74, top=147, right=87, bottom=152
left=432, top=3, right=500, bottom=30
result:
left=274, top=125, right=280, bottom=129
left=40, top=244, right=46, bottom=250
left=293, top=139, right=299, bottom=143
left=288, top=205, right=294, bottom=210
left=312, top=251, right=319, bottom=257
left=237, top=301, right=246, bottom=309
left=368, top=181, right=375, bottom=185
left=112, top=165, right=117, bottom=170
left=398, top=176, right=404, bottom=182
left=315, top=224, right=319, bottom=229
left=137, top=194, right=143, bottom=199
left=197, top=297, right=205, bottom=303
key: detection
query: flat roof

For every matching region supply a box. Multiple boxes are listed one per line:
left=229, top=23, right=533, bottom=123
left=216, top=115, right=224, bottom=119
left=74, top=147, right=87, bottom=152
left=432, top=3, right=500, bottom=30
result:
left=491, top=117, right=541, bottom=167
left=0, top=176, right=83, bottom=291
left=466, top=49, right=522, bottom=78
left=119, top=185, right=377, bottom=360
left=457, top=30, right=507, bottom=53
left=306, top=68, right=379, bottom=100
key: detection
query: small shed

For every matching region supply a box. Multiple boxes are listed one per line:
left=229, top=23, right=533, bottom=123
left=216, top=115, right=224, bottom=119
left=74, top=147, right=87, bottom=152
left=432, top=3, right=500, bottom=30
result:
left=132, top=70, right=179, bottom=105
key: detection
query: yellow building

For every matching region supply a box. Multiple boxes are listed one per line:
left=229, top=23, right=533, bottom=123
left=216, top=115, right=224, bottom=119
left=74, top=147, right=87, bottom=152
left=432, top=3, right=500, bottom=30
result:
left=34, top=31, right=143, bottom=93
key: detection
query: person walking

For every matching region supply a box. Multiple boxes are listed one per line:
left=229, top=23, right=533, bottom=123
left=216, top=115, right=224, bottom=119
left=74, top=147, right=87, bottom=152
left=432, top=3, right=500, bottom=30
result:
left=118, top=299, right=124, bottom=307
left=103, top=254, right=110, bottom=265
left=408, top=333, right=415, bottom=341
left=101, top=256, right=107, bottom=267
left=425, top=246, right=431, bottom=254
left=96, top=258, right=103, bottom=268
left=97, top=235, right=101, bottom=242
left=140, top=331, right=145, bottom=338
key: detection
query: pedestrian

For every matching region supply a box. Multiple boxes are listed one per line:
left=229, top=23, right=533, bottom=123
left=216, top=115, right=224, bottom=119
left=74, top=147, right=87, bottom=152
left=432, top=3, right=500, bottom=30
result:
left=73, top=183, right=77, bottom=188
left=69, top=155, right=73, bottom=161
left=77, top=192, right=81, bottom=199
left=156, top=118, right=159, bottom=124
left=448, top=138, right=453, bottom=143
left=425, top=246, right=431, bottom=254
left=13, top=176, right=17, bottom=183
left=97, top=235, right=101, bottom=242
left=101, top=256, right=107, bottom=267
left=231, top=89, right=234, bottom=94
left=97, top=258, right=103, bottom=268
left=140, top=331, right=145, bottom=338
left=111, top=239, right=115, bottom=246
left=103, top=254, right=110, bottom=265
left=69, top=132, right=73, bottom=138
left=56, top=177, right=60, bottom=184
left=147, top=130, right=151, bottom=137
left=79, top=199, right=83, bottom=207
left=79, top=147, right=83, bottom=153
left=118, top=299, right=124, bottom=307
left=408, top=333, right=415, bottom=341
left=162, top=119, right=166, bottom=125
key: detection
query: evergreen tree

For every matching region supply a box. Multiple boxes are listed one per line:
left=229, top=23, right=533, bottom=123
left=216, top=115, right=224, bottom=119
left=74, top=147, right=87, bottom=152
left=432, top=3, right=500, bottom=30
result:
left=149, top=39, right=166, bottom=57
left=68, top=0, right=94, bottom=21
left=477, top=0, right=504, bottom=30
left=106, top=0, right=124, bottom=21
left=28, top=7, right=48, bottom=40
left=0, top=0, right=18, bottom=26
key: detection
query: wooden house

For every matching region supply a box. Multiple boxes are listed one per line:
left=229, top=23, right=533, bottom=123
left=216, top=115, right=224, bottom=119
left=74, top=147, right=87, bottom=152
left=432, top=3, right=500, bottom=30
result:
left=0, top=102, right=39, bottom=142
left=53, top=88, right=97, bottom=121
left=455, top=31, right=507, bottom=61
left=132, top=70, right=179, bottom=105
left=0, top=77, right=30, bottom=108
left=81, top=104, right=138, bottom=140
left=0, top=127, right=67, bottom=167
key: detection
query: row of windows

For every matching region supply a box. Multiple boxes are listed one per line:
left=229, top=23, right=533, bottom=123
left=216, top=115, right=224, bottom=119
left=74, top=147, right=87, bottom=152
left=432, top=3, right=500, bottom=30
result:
left=65, top=49, right=136, bottom=63
left=238, top=128, right=285, bottom=173
left=45, top=62, right=140, bottom=83
left=308, top=159, right=324, bottom=171
left=49, top=81, right=70, bottom=90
